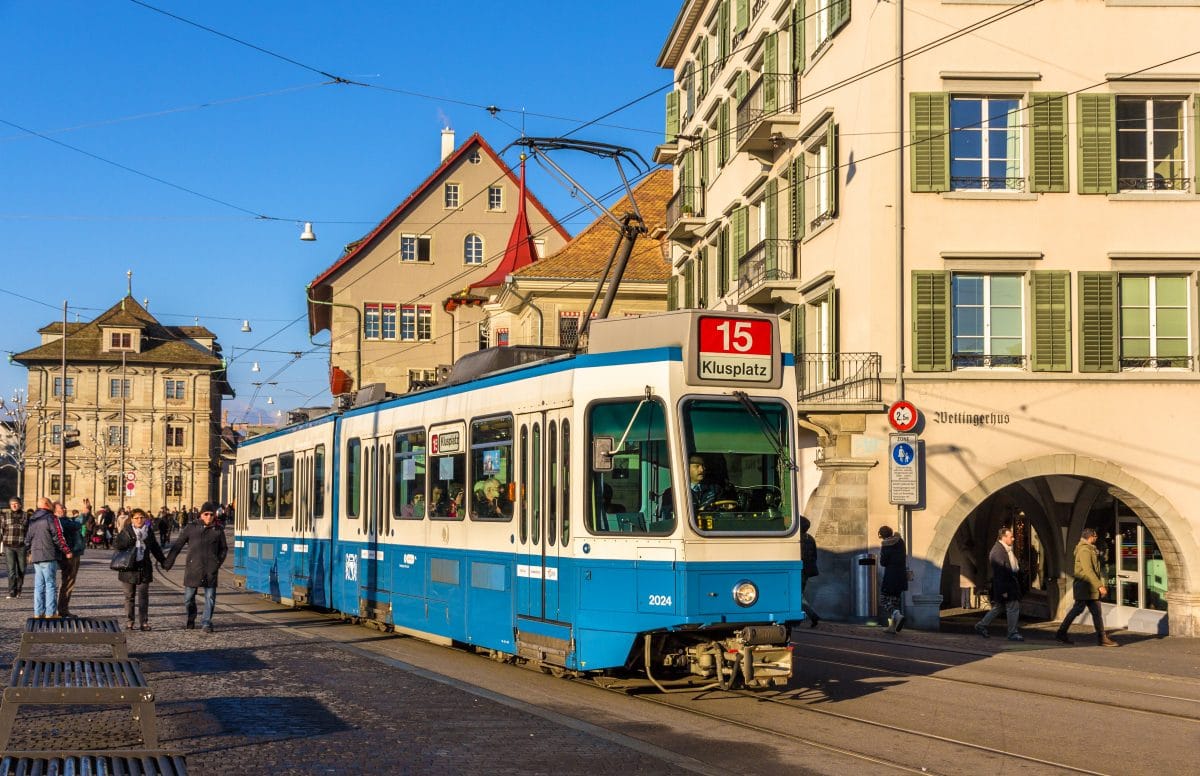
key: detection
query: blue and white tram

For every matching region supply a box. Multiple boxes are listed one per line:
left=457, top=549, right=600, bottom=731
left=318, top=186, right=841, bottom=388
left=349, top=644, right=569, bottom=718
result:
left=234, top=310, right=805, bottom=688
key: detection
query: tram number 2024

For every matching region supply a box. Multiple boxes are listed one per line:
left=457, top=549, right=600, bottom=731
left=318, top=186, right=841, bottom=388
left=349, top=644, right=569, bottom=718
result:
left=647, top=594, right=674, bottom=607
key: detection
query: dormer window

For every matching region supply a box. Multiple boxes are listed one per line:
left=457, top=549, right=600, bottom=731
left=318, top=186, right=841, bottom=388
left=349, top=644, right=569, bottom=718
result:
left=111, top=332, right=132, bottom=350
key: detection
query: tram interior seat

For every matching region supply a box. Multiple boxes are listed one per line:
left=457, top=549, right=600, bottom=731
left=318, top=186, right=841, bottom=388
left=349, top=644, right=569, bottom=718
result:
left=613, top=512, right=647, bottom=532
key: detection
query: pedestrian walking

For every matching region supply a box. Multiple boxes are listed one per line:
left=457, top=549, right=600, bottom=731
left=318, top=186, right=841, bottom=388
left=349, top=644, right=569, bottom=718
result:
left=23, top=497, right=73, bottom=618
left=2, top=497, right=29, bottom=598
left=113, top=508, right=168, bottom=631
left=975, top=526, right=1025, bottom=641
left=878, top=525, right=907, bottom=633
left=55, top=501, right=87, bottom=617
left=800, top=516, right=821, bottom=627
left=164, top=502, right=227, bottom=633
left=1056, top=528, right=1119, bottom=647
left=98, top=506, right=115, bottom=548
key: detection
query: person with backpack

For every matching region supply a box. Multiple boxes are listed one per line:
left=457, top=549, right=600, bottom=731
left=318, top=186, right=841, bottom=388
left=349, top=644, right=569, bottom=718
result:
left=24, top=497, right=73, bottom=618
left=56, top=500, right=87, bottom=617
left=800, top=515, right=821, bottom=627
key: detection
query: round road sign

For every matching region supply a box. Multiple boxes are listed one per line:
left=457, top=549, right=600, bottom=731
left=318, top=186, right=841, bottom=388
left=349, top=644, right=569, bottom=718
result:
left=125, top=481, right=135, bottom=492
left=888, top=400, right=919, bottom=432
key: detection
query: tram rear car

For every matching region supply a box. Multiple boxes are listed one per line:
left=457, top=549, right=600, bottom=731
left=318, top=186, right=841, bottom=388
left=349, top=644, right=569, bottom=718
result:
left=234, top=311, right=804, bottom=688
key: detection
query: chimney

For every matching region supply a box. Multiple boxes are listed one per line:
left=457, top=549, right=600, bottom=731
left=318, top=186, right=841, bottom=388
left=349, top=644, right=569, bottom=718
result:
left=440, top=127, right=455, bottom=162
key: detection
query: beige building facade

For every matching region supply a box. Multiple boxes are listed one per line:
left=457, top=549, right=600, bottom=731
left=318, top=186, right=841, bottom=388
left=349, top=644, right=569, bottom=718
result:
left=659, top=0, right=1200, bottom=635
left=307, top=131, right=569, bottom=395
left=12, top=297, right=232, bottom=511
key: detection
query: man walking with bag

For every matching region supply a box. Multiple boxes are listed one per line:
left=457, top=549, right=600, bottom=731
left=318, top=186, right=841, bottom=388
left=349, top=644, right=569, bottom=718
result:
left=164, top=502, right=227, bottom=633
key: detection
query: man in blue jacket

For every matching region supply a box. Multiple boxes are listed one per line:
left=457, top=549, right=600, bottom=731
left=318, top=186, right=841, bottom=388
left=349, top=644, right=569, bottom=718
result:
left=24, top=496, right=73, bottom=618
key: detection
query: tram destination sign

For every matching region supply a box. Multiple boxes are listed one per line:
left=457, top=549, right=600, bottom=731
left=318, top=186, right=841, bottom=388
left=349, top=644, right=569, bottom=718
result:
left=690, top=314, right=781, bottom=389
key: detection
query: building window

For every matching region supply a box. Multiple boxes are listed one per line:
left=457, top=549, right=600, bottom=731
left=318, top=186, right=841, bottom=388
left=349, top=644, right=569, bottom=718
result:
left=952, top=274, right=1024, bottom=368
left=364, top=303, right=381, bottom=340
left=50, top=475, right=71, bottom=496
left=110, top=332, right=133, bottom=350
left=950, top=96, right=1023, bottom=191
left=166, top=475, right=183, bottom=497
left=464, top=234, right=484, bottom=265
left=107, top=475, right=120, bottom=497
left=478, top=321, right=489, bottom=351
left=407, top=369, right=439, bottom=391
left=109, top=379, right=131, bottom=399
left=496, top=328, right=509, bottom=347
left=803, top=124, right=837, bottom=230
left=165, top=379, right=186, bottom=401
left=107, top=425, right=128, bottom=448
left=558, top=313, right=580, bottom=348
left=379, top=303, right=397, bottom=340
left=812, top=0, right=850, bottom=56
left=400, top=305, right=433, bottom=342
left=53, top=377, right=75, bottom=398
left=468, top=150, right=481, bottom=164
left=1117, top=97, right=1187, bottom=191
left=166, top=425, right=185, bottom=447
left=1120, top=275, right=1190, bottom=368
left=488, top=186, right=503, bottom=211
left=444, top=182, right=460, bottom=208
left=400, top=234, right=432, bottom=262
left=50, top=424, right=77, bottom=445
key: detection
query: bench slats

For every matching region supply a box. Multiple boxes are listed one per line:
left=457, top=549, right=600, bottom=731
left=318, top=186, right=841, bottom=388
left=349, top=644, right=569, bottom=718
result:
left=0, top=753, right=187, bottom=776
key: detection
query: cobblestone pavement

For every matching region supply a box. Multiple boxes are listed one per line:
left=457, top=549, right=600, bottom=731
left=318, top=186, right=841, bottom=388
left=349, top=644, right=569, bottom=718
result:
left=0, top=544, right=700, bottom=775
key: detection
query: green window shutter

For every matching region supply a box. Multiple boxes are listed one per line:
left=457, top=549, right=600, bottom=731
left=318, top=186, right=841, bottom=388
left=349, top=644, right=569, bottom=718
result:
left=790, top=156, right=805, bottom=240
left=1079, top=272, right=1119, bottom=372
left=1029, top=93, right=1068, bottom=193
left=1078, top=94, right=1116, bottom=194
left=791, top=304, right=806, bottom=389
left=684, top=261, right=695, bottom=309
left=736, top=0, right=748, bottom=34
left=828, top=288, right=841, bottom=380
left=766, top=178, right=779, bottom=241
left=667, top=275, right=678, bottom=311
left=681, top=151, right=693, bottom=200
left=665, top=91, right=680, bottom=144
left=1030, top=271, right=1072, bottom=372
left=726, top=225, right=737, bottom=290
left=719, top=226, right=730, bottom=295
left=732, top=206, right=748, bottom=262
left=702, top=130, right=711, bottom=185
left=719, top=0, right=730, bottom=63
left=910, top=92, right=949, bottom=193
left=834, top=0, right=851, bottom=34
left=697, top=249, right=708, bottom=307
left=827, top=122, right=840, bottom=218
left=791, top=1, right=806, bottom=75
left=719, top=100, right=730, bottom=165
left=736, top=71, right=749, bottom=103
left=912, top=271, right=950, bottom=372
left=699, top=39, right=709, bottom=99
left=764, top=33, right=778, bottom=112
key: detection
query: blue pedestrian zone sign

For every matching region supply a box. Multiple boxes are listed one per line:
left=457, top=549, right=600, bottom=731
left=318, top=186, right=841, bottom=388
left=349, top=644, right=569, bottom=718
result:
left=892, top=443, right=914, bottom=466
left=888, top=433, right=920, bottom=505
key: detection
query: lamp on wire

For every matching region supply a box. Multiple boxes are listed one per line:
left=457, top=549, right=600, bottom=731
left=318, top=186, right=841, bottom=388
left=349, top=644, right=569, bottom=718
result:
left=241, top=320, right=252, bottom=332
left=266, top=396, right=274, bottom=405
left=251, top=361, right=261, bottom=372
left=300, top=222, right=317, bottom=242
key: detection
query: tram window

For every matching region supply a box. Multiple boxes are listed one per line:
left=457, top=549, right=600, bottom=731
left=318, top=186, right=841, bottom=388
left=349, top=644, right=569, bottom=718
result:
left=346, top=438, right=361, bottom=518
left=548, top=420, right=557, bottom=545
left=519, top=425, right=528, bottom=543
left=681, top=398, right=795, bottom=535
left=586, top=398, right=671, bottom=536
left=393, top=429, right=427, bottom=519
left=314, top=445, right=326, bottom=519
left=430, top=449, right=466, bottom=521
left=249, top=460, right=261, bottom=519
left=469, top=415, right=513, bottom=522
left=561, top=420, right=570, bottom=545
left=278, top=453, right=295, bottom=519
left=531, top=423, right=541, bottom=544
left=263, top=458, right=279, bottom=519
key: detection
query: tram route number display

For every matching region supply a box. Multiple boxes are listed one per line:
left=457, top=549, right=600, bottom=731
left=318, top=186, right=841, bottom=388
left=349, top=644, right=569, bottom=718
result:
left=695, top=316, right=775, bottom=383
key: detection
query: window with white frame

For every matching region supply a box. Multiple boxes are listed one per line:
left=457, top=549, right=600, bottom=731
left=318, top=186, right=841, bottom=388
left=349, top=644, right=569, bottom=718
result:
left=804, top=129, right=834, bottom=230
left=50, top=424, right=76, bottom=445
left=468, top=150, right=481, bottom=164
left=952, top=274, right=1024, bottom=368
left=53, top=377, right=74, bottom=397
left=165, top=379, right=186, bottom=401
left=488, top=185, right=503, bottom=211
left=444, top=182, right=460, bottom=208
left=950, top=96, right=1023, bottom=191
left=400, top=234, right=431, bottom=262
left=107, top=425, right=128, bottom=448
left=1119, top=275, right=1190, bottom=368
left=109, top=379, right=131, bottom=399
left=109, top=331, right=133, bottom=350
left=464, top=234, right=484, bottom=265
left=381, top=303, right=397, bottom=340
left=812, top=295, right=835, bottom=382
left=400, top=305, right=433, bottom=342
left=1117, top=97, right=1188, bottom=191
left=364, top=303, right=381, bottom=340
left=166, top=425, right=185, bottom=447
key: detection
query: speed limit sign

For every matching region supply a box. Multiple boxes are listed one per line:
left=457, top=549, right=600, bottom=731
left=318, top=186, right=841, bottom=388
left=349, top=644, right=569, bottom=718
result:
left=888, top=400, right=919, bottom=432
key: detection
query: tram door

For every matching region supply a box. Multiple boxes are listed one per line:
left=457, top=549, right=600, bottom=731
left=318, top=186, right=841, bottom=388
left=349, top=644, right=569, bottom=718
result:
left=359, top=438, right=392, bottom=619
left=291, top=450, right=310, bottom=599
left=517, top=410, right=570, bottom=623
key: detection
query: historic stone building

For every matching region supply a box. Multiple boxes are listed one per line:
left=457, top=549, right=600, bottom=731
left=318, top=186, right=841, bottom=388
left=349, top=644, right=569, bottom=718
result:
left=658, top=0, right=1200, bottom=635
left=12, top=296, right=232, bottom=510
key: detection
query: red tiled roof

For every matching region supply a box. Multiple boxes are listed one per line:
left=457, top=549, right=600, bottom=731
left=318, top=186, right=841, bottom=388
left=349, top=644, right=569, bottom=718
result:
left=470, top=157, right=537, bottom=291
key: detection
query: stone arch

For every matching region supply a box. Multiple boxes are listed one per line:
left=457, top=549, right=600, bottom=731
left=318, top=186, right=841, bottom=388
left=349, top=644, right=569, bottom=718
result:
left=923, top=453, right=1199, bottom=636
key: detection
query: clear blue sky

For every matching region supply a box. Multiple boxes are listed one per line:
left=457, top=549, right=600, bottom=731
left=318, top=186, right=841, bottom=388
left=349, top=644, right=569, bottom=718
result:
left=0, top=0, right=679, bottom=422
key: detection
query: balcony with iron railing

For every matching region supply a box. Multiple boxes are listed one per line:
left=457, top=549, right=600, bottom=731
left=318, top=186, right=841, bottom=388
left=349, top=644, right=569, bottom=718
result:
left=796, top=353, right=882, bottom=406
left=737, top=239, right=797, bottom=305
left=736, top=72, right=801, bottom=160
left=666, top=185, right=706, bottom=244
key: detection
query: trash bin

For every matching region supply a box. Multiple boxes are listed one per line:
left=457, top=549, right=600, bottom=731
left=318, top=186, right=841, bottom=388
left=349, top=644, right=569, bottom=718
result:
left=850, top=553, right=878, bottom=621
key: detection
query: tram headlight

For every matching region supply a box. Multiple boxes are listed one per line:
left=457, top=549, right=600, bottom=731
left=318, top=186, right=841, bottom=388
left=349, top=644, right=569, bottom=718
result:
left=732, top=580, right=758, bottom=608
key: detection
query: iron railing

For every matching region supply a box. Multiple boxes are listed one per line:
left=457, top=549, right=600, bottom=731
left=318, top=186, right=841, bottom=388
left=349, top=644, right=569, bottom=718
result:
left=737, top=239, right=796, bottom=296
left=1118, top=177, right=1190, bottom=192
left=752, top=0, right=770, bottom=18
left=1120, top=355, right=1194, bottom=369
left=952, top=354, right=1027, bottom=369
left=950, top=176, right=1026, bottom=192
left=797, top=353, right=882, bottom=404
left=666, top=185, right=705, bottom=231
left=736, top=72, right=797, bottom=144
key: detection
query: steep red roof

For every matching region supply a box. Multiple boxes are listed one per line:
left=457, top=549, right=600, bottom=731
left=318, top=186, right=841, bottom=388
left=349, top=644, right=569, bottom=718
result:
left=470, top=156, right=538, bottom=291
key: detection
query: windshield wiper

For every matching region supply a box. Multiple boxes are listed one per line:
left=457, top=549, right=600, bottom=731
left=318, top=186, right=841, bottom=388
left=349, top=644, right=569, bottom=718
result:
left=732, top=390, right=798, bottom=472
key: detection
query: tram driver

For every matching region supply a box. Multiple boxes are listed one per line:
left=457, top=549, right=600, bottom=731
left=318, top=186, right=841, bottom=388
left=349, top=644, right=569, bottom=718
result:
left=658, top=453, right=736, bottom=522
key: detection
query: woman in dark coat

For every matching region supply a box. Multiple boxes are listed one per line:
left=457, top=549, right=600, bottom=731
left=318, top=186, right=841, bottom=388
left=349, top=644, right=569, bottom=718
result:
left=878, top=525, right=908, bottom=633
left=113, top=508, right=168, bottom=630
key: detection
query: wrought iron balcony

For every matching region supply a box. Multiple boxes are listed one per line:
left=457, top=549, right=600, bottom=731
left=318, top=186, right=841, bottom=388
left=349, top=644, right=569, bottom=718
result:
left=1120, top=355, right=1194, bottom=369
left=752, top=0, right=770, bottom=18
left=666, top=185, right=705, bottom=243
left=736, top=72, right=800, bottom=158
left=737, top=239, right=797, bottom=303
left=797, top=353, right=882, bottom=405
left=952, top=354, right=1028, bottom=369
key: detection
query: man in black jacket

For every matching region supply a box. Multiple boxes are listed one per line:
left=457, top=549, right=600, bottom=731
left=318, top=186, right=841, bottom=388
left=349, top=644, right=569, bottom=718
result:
left=974, top=526, right=1024, bottom=641
left=164, top=501, right=228, bottom=633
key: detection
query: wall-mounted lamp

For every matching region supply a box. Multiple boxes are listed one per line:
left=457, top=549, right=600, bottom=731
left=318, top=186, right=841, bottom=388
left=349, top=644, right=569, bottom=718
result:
left=300, top=222, right=317, bottom=242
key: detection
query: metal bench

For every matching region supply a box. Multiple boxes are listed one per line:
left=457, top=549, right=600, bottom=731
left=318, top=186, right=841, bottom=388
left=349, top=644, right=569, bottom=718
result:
left=0, top=751, right=187, bottom=775
left=17, top=617, right=128, bottom=659
left=0, top=658, right=158, bottom=751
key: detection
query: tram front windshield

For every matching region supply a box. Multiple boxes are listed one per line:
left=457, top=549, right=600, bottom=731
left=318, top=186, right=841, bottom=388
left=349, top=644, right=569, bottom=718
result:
left=681, top=397, right=795, bottom=534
